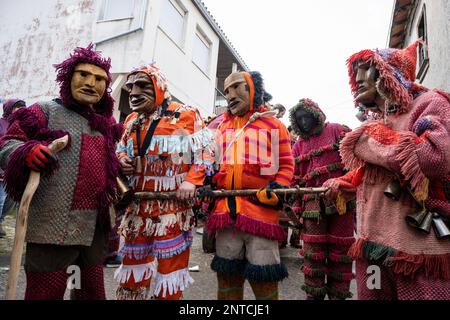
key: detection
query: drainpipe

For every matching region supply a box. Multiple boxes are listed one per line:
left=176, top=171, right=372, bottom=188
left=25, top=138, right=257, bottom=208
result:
left=94, top=0, right=148, bottom=47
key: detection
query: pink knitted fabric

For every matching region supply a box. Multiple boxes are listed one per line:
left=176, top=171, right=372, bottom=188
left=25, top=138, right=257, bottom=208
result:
left=339, top=89, right=450, bottom=279
left=291, top=102, right=354, bottom=299
left=356, top=259, right=450, bottom=300
left=293, top=122, right=349, bottom=187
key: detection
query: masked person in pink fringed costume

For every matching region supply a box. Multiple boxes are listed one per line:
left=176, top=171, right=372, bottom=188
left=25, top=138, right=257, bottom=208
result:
left=290, top=99, right=355, bottom=300
left=0, top=44, right=123, bottom=300
left=323, top=41, right=450, bottom=300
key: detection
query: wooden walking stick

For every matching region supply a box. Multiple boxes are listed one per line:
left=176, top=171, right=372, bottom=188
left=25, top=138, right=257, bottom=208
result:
left=134, top=187, right=329, bottom=201
left=5, top=135, right=69, bottom=300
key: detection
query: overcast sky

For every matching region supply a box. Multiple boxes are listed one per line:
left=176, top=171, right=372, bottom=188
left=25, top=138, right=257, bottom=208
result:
left=202, top=0, right=394, bottom=128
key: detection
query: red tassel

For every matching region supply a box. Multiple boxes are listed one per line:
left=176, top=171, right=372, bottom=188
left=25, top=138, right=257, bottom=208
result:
left=300, top=233, right=328, bottom=243
left=234, top=215, right=286, bottom=242
left=328, top=235, right=355, bottom=245
left=206, top=214, right=232, bottom=233
left=348, top=239, right=365, bottom=259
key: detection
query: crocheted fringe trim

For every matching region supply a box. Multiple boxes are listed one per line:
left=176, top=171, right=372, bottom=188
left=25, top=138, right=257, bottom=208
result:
left=301, top=234, right=328, bottom=243
left=339, top=125, right=368, bottom=170
left=301, top=266, right=326, bottom=277
left=301, top=234, right=355, bottom=245
left=129, top=173, right=187, bottom=192
left=328, top=271, right=355, bottom=281
left=302, top=211, right=321, bottom=219
left=206, top=214, right=232, bottom=234
left=153, top=268, right=194, bottom=298
left=144, top=210, right=194, bottom=237
left=206, top=214, right=286, bottom=242
left=235, top=215, right=286, bottom=242
left=148, top=128, right=213, bottom=154
left=211, top=256, right=246, bottom=274
left=244, top=262, right=289, bottom=282
left=329, top=252, right=354, bottom=264
left=395, top=133, right=429, bottom=201
left=327, top=286, right=353, bottom=300
left=120, top=231, right=192, bottom=260
left=349, top=238, right=450, bottom=280
left=300, top=249, right=326, bottom=261
left=328, top=235, right=356, bottom=245
left=119, top=209, right=193, bottom=239
left=116, top=286, right=152, bottom=300
left=114, top=261, right=157, bottom=284
left=153, top=232, right=193, bottom=259
left=301, top=285, right=327, bottom=297
left=119, top=243, right=153, bottom=261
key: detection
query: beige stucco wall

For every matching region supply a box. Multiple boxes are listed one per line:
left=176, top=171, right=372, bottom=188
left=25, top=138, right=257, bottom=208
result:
left=0, top=0, right=97, bottom=104
left=0, top=0, right=220, bottom=118
left=403, top=0, right=450, bottom=91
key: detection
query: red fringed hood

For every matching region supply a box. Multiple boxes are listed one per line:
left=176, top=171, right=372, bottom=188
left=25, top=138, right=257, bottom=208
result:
left=347, top=40, right=428, bottom=114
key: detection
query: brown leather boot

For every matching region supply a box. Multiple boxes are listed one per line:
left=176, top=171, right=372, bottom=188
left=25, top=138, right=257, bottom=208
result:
left=249, top=281, right=279, bottom=300
left=217, top=272, right=245, bottom=300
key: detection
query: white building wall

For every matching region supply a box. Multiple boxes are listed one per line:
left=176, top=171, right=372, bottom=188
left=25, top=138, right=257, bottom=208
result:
left=94, top=0, right=220, bottom=117
left=0, top=0, right=97, bottom=104
left=403, top=0, right=450, bottom=91
left=0, top=0, right=221, bottom=118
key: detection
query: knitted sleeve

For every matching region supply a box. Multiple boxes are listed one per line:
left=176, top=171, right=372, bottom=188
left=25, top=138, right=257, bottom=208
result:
left=340, top=90, right=450, bottom=200
left=0, top=104, right=69, bottom=201
left=397, top=90, right=450, bottom=197
left=273, top=123, right=294, bottom=187
left=322, top=169, right=358, bottom=204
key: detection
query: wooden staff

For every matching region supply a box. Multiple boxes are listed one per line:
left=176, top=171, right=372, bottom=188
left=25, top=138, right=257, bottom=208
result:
left=5, top=136, right=69, bottom=300
left=134, top=187, right=329, bottom=201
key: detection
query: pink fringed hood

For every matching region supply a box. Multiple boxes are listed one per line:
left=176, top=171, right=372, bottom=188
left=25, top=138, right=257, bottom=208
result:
left=347, top=40, right=427, bottom=114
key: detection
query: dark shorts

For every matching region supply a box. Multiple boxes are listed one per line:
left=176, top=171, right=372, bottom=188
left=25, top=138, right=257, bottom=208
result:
left=25, top=220, right=109, bottom=273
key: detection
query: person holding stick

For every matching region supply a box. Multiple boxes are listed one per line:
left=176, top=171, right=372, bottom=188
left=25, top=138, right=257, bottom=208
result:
left=0, top=44, right=123, bottom=300
left=114, top=64, right=214, bottom=300
left=205, top=71, right=294, bottom=300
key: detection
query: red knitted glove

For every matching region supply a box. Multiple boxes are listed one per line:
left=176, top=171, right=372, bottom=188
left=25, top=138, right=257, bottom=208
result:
left=25, top=144, right=55, bottom=172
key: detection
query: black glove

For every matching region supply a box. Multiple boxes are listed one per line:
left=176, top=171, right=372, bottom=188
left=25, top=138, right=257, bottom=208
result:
left=196, top=186, right=216, bottom=203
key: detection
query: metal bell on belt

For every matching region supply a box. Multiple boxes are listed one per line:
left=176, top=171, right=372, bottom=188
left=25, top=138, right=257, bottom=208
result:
left=432, top=213, right=450, bottom=240
left=405, top=207, right=428, bottom=227
left=417, top=211, right=433, bottom=234
left=384, top=180, right=402, bottom=201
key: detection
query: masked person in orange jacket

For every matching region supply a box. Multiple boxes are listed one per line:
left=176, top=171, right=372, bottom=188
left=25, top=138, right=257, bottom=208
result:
left=205, top=71, right=294, bottom=300
left=115, top=64, right=214, bottom=300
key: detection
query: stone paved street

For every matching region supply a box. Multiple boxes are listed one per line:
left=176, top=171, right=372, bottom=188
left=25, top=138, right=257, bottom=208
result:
left=0, top=214, right=356, bottom=300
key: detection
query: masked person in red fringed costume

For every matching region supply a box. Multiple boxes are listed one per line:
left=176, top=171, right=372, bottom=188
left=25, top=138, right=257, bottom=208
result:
left=115, top=64, right=214, bottom=300
left=289, top=98, right=354, bottom=300
left=205, top=71, right=294, bottom=300
left=324, top=41, right=450, bottom=300
left=0, top=44, right=123, bottom=300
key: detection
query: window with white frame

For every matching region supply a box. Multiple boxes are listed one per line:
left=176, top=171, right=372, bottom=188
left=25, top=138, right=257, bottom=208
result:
left=417, top=4, right=429, bottom=82
left=99, top=0, right=135, bottom=21
left=193, top=28, right=211, bottom=75
left=160, top=0, right=187, bottom=47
